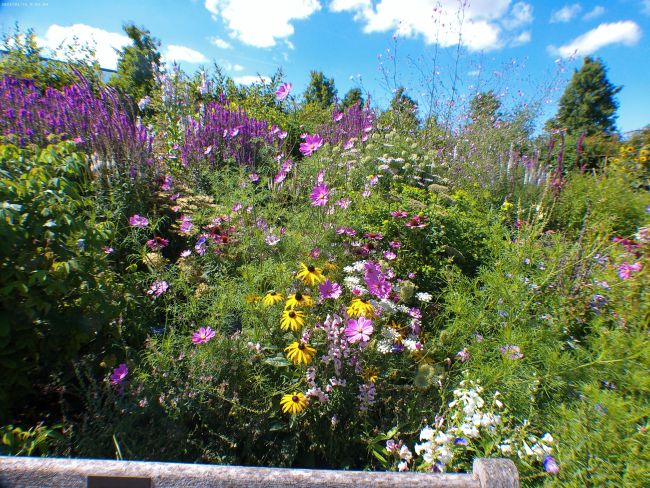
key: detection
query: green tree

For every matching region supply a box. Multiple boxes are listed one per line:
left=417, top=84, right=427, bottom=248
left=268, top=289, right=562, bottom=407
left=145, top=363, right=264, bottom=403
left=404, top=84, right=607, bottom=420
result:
left=341, top=87, right=364, bottom=108
left=303, top=70, right=337, bottom=108
left=553, top=56, right=621, bottom=136
left=379, top=87, right=419, bottom=132
left=110, top=23, right=161, bottom=101
left=468, top=90, right=502, bottom=127
left=0, top=24, right=102, bottom=89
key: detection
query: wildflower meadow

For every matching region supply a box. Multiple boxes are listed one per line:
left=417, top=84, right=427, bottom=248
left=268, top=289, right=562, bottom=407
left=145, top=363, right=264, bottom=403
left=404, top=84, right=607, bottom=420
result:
left=0, top=19, right=649, bottom=488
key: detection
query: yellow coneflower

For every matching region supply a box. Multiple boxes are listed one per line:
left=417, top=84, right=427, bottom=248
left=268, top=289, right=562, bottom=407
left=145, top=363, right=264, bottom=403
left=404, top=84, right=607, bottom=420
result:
left=362, top=366, right=379, bottom=383
left=296, top=262, right=325, bottom=286
left=245, top=293, right=261, bottom=304
left=280, top=391, right=308, bottom=414
left=262, top=291, right=284, bottom=306
left=323, top=261, right=338, bottom=272
left=280, top=309, right=305, bottom=331
left=285, top=341, right=316, bottom=365
left=346, top=298, right=374, bottom=318
left=285, top=292, right=314, bottom=309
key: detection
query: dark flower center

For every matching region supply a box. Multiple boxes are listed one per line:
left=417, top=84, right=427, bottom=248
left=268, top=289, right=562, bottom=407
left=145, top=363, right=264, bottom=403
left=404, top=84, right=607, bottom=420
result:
left=307, top=265, right=316, bottom=272
left=295, top=293, right=303, bottom=300
left=298, top=343, right=305, bottom=350
left=289, top=311, right=296, bottom=318
left=292, top=395, right=299, bottom=402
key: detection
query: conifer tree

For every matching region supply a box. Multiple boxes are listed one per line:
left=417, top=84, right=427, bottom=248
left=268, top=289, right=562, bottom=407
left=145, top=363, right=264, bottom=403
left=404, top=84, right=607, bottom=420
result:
left=303, top=70, right=337, bottom=108
left=555, top=56, right=621, bottom=136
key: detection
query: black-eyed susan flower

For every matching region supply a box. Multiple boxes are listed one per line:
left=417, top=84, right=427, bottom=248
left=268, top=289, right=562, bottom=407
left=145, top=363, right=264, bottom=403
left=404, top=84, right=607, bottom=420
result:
left=347, top=297, right=374, bottom=318
left=280, top=309, right=305, bottom=331
left=245, top=293, right=261, bottom=304
left=285, top=341, right=316, bottom=365
left=296, top=262, right=325, bottom=286
left=285, top=292, right=314, bottom=309
left=280, top=391, right=308, bottom=414
left=362, top=366, right=379, bottom=383
left=262, top=291, right=283, bottom=306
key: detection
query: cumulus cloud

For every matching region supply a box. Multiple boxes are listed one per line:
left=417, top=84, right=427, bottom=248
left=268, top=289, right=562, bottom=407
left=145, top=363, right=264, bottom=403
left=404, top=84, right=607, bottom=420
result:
left=233, top=74, right=271, bottom=85
left=550, top=21, right=642, bottom=58
left=511, top=30, right=531, bottom=46
left=209, top=36, right=232, bottom=49
left=550, top=4, right=581, bottom=23
left=583, top=6, right=605, bottom=21
left=502, top=2, right=534, bottom=29
left=38, top=24, right=130, bottom=70
left=330, top=0, right=530, bottom=51
left=164, top=45, right=209, bottom=63
left=205, top=0, right=321, bottom=48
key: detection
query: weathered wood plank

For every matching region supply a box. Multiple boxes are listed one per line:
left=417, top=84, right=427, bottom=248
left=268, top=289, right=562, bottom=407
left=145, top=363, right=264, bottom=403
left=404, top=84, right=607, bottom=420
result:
left=0, top=456, right=518, bottom=487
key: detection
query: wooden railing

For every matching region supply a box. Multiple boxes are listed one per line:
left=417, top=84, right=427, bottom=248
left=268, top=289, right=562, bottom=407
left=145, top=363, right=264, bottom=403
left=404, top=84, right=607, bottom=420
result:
left=0, top=456, right=519, bottom=487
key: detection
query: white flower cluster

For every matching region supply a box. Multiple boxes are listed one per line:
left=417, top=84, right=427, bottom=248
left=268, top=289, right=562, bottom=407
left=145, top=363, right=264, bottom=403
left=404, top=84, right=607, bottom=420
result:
left=412, top=380, right=556, bottom=473
left=414, top=380, right=501, bottom=472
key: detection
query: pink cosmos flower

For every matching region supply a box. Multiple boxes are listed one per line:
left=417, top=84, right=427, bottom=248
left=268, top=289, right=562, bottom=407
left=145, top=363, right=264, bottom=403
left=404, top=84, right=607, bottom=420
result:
left=389, top=241, right=401, bottom=249
left=300, top=134, right=323, bottom=156
left=110, top=363, right=129, bottom=385
left=275, top=82, right=292, bottom=101
left=343, top=139, right=354, bottom=150
left=310, top=183, right=330, bottom=207
left=102, top=246, right=114, bottom=254
left=129, top=214, right=149, bottom=228
left=333, top=111, right=344, bottom=122
left=179, top=215, right=194, bottom=235
left=192, top=326, right=216, bottom=344
left=384, top=251, right=397, bottom=261
left=336, top=198, right=351, bottom=209
left=391, top=210, right=408, bottom=218
left=278, top=130, right=288, bottom=139
left=345, top=316, right=374, bottom=344
left=180, top=249, right=191, bottom=258
left=148, top=280, right=169, bottom=298
left=319, top=279, right=342, bottom=300
left=618, top=262, right=642, bottom=279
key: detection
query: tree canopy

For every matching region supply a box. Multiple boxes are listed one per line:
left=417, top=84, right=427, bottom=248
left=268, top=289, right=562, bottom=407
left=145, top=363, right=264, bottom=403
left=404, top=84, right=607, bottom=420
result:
left=110, top=23, right=162, bottom=101
left=303, top=70, right=337, bottom=109
left=554, top=56, right=621, bottom=136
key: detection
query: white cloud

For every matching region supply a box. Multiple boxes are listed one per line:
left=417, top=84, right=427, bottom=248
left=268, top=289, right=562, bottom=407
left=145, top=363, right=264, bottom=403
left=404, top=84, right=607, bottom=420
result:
left=550, top=4, right=581, bottom=23
left=642, top=0, right=650, bottom=15
left=583, top=6, right=605, bottom=21
left=511, top=30, right=531, bottom=46
left=209, top=36, right=232, bottom=48
left=205, top=0, right=321, bottom=48
left=328, top=0, right=523, bottom=51
left=219, top=60, right=245, bottom=71
left=503, top=2, right=533, bottom=29
left=233, top=74, right=272, bottom=85
left=38, top=24, right=130, bottom=70
left=550, top=21, right=642, bottom=58
left=164, top=45, right=209, bottom=63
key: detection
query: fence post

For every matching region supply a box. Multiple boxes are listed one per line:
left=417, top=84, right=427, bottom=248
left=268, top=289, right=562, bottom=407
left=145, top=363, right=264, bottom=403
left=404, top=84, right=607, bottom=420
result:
left=473, top=458, right=519, bottom=488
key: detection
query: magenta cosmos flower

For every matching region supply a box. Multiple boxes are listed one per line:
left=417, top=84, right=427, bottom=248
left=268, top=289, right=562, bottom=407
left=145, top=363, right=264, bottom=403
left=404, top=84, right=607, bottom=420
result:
left=618, top=262, right=642, bottom=280
left=300, top=134, right=323, bottom=156
left=192, top=326, right=216, bottom=344
left=345, top=316, right=374, bottom=343
left=275, top=82, right=292, bottom=101
left=129, top=214, right=149, bottom=228
left=110, top=363, right=129, bottom=385
left=310, top=183, right=330, bottom=207
left=319, top=279, right=342, bottom=300
left=146, top=236, right=170, bottom=250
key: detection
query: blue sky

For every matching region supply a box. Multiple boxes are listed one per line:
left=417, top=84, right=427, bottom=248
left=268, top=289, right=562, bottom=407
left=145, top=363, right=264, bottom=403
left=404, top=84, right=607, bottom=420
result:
left=2, top=0, right=649, bottom=132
